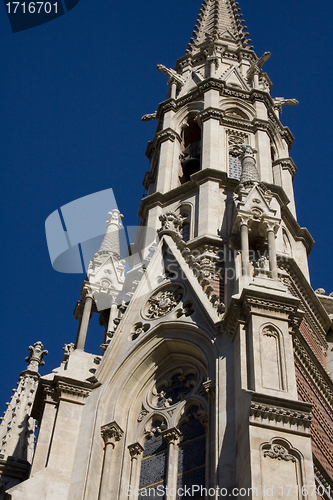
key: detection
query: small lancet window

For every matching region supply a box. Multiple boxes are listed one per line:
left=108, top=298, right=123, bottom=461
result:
left=180, top=210, right=191, bottom=243
left=180, top=117, right=202, bottom=181
left=138, top=420, right=168, bottom=499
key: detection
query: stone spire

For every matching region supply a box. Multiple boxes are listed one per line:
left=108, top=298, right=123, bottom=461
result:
left=0, top=342, right=47, bottom=492
left=187, top=0, right=252, bottom=53
left=98, top=209, right=123, bottom=259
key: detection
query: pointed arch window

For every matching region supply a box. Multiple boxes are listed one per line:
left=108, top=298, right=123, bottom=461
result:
left=132, top=366, right=210, bottom=498
left=177, top=203, right=192, bottom=243
left=180, top=117, right=202, bottom=181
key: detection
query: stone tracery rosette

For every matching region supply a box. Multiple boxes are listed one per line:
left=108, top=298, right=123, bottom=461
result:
left=143, top=285, right=184, bottom=320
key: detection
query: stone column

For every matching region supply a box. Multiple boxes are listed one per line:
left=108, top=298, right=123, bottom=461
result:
left=240, top=218, right=250, bottom=277
left=98, top=422, right=124, bottom=500
left=128, top=443, right=144, bottom=500
left=266, top=222, right=278, bottom=279
left=162, top=428, right=181, bottom=500
left=76, top=286, right=94, bottom=351
left=169, top=80, right=177, bottom=99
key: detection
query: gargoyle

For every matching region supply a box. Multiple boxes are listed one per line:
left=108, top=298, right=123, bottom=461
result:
left=141, top=111, right=157, bottom=122
left=247, top=51, right=271, bottom=79
left=273, top=97, right=299, bottom=113
left=156, top=64, right=186, bottom=86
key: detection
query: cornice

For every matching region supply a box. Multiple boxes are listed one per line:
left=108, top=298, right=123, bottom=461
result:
left=196, top=107, right=224, bottom=125
left=57, top=382, right=91, bottom=402
left=250, top=392, right=312, bottom=435
left=31, top=377, right=93, bottom=420
left=145, top=127, right=182, bottom=162
left=222, top=286, right=301, bottom=336
left=273, top=158, right=297, bottom=179
left=139, top=169, right=237, bottom=220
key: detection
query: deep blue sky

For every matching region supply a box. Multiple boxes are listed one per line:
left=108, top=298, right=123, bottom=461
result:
left=0, top=0, right=332, bottom=413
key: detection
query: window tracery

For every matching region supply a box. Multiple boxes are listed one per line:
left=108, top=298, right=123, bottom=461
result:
left=133, top=365, right=209, bottom=498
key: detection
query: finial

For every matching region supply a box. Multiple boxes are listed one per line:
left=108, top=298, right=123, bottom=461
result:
left=25, top=341, right=48, bottom=372
left=106, top=209, right=123, bottom=231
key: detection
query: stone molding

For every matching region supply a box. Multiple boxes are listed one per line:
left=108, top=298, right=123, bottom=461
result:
left=294, top=336, right=333, bottom=413
left=155, top=127, right=181, bottom=147
left=101, top=421, right=124, bottom=447
left=222, top=288, right=301, bottom=337
left=56, top=382, right=91, bottom=405
left=196, top=107, right=224, bottom=126
left=278, top=261, right=328, bottom=349
left=250, top=393, right=312, bottom=435
left=273, top=158, right=297, bottom=179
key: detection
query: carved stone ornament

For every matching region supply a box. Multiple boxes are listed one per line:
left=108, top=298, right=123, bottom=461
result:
left=144, top=420, right=167, bottom=438
left=262, top=326, right=279, bottom=338
left=315, top=288, right=326, bottom=295
left=128, top=442, right=144, bottom=459
left=137, top=406, right=149, bottom=422
left=264, top=443, right=296, bottom=462
left=131, top=322, right=150, bottom=340
left=158, top=211, right=186, bottom=237
left=101, top=421, right=124, bottom=447
left=144, top=285, right=184, bottom=320
left=161, top=427, right=181, bottom=445
left=25, top=341, right=48, bottom=372
left=63, top=343, right=75, bottom=355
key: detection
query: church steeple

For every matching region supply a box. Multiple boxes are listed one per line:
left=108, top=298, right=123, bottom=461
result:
left=3, top=3, right=333, bottom=499
left=187, top=0, right=252, bottom=54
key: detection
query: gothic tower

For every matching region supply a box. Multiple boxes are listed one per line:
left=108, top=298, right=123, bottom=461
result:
left=1, top=0, right=333, bottom=498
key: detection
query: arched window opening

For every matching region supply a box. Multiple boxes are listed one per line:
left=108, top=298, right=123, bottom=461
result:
left=136, top=364, right=208, bottom=498
left=178, top=205, right=192, bottom=243
left=180, top=118, right=201, bottom=182
left=138, top=419, right=168, bottom=499
left=225, top=107, right=249, bottom=120
left=177, top=406, right=206, bottom=499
